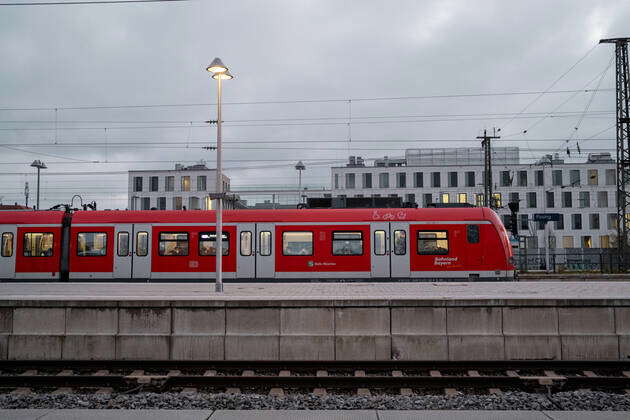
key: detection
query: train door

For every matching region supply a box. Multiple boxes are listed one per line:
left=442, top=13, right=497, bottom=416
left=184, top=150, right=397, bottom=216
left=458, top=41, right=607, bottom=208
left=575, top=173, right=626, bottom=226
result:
left=0, top=225, right=17, bottom=280
left=113, top=224, right=132, bottom=279
left=255, top=223, right=274, bottom=279
left=237, top=223, right=255, bottom=279
left=370, top=222, right=390, bottom=278
left=132, top=224, right=151, bottom=280
left=390, top=222, right=410, bottom=278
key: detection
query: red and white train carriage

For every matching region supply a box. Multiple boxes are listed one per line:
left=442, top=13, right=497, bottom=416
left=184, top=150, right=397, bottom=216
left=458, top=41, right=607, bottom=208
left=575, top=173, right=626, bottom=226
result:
left=0, top=208, right=515, bottom=281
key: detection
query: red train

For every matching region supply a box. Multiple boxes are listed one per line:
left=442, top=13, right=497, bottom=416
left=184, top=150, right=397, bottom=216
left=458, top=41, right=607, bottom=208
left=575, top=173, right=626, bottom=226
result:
left=0, top=208, right=515, bottom=281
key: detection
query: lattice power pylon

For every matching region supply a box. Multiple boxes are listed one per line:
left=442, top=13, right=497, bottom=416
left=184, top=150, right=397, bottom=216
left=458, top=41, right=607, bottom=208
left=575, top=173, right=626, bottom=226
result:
left=600, top=38, right=630, bottom=270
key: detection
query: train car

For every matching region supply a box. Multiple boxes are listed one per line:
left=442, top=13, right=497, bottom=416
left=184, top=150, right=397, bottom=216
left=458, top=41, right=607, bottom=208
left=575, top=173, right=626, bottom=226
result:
left=0, top=208, right=515, bottom=282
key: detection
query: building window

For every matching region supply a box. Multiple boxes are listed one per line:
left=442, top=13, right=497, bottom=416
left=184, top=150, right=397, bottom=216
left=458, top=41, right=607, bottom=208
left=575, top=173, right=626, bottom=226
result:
left=374, top=230, right=386, bottom=255
left=363, top=173, right=372, bottom=189
left=526, top=236, right=538, bottom=249
left=150, top=176, right=159, bottom=192
left=552, top=170, right=562, bottom=186
left=413, top=172, right=423, bottom=188
left=117, top=232, right=129, bottom=257
left=448, top=172, right=458, bottom=187
left=520, top=214, right=529, bottom=231
left=405, top=193, right=416, bottom=205
left=77, top=232, right=107, bottom=257
left=379, top=173, right=389, bottom=188
left=526, top=192, right=536, bottom=208
left=189, top=197, right=200, bottom=210
left=23, top=232, right=53, bottom=257
left=535, top=170, right=544, bottom=186
left=570, top=169, right=580, bottom=186
left=165, top=176, right=175, bottom=192
left=158, top=232, right=188, bottom=256
left=458, top=193, right=468, bottom=204
left=396, top=172, right=406, bottom=188
left=173, top=197, right=182, bottom=210
left=423, top=193, right=432, bottom=207
left=598, top=191, right=608, bottom=208
left=600, top=235, right=610, bottom=248
left=431, top=172, right=441, bottom=188
left=259, top=231, right=271, bottom=256
left=199, top=232, right=229, bottom=256
left=465, top=171, right=475, bottom=187
left=572, top=214, right=582, bottom=230
left=332, top=231, right=363, bottom=256
left=546, top=191, right=554, bottom=208
left=588, top=169, right=598, bottom=185
left=197, top=176, right=207, bottom=191
left=582, top=236, right=592, bottom=248
left=345, top=173, right=355, bottom=189
left=181, top=176, right=191, bottom=192
left=555, top=214, right=564, bottom=230
left=441, top=193, right=449, bottom=204
left=579, top=191, right=590, bottom=208
left=1, top=232, right=13, bottom=257
left=475, top=193, right=484, bottom=207
left=518, top=171, right=527, bottom=187
left=282, top=232, right=313, bottom=256
left=467, top=225, right=479, bottom=244
left=240, top=231, right=252, bottom=256
left=141, top=197, right=150, bottom=210
left=563, top=236, right=574, bottom=248
left=157, top=197, right=166, bottom=210
left=136, top=232, right=148, bottom=256
left=133, top=176, right=143, bottom=192
left=334, top=174, right=339, bottom=189
left=509, top=192, right=519, bottom=205
left=562, top=191, right=572, bottom=208
left=590, top=214, right=600, bottom=230
left=417, top=231, right=448, bottom=255
left=605, top=169, right=615, bottom=185
left=608, top=213, right=617, bottom=230
left=502, top=214, right=511, bottom=228
left=492, top=193, right=502, bottom=207
left=393, top=230, right=406, bottom=255
left=500, top=171, right=511, bottom=187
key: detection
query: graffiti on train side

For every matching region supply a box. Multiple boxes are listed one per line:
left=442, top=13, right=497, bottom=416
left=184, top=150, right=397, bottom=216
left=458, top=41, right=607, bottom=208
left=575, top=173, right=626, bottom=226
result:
left=372, top=210, right=407, bottom=221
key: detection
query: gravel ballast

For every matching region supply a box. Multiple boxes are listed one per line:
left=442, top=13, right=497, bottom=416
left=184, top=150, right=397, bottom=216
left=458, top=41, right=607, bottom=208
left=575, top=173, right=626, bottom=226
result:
left=1, top=391, right=629, bottom=411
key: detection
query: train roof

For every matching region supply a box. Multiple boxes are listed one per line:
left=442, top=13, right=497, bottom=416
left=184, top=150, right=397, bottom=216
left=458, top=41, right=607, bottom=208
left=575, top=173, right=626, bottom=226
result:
left=0, top=210, right=65, bottom=224
left=68, top=208, right=496, bottom=224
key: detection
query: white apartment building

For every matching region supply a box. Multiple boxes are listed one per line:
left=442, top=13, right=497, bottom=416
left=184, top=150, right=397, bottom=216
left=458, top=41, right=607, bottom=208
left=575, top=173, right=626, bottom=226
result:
left=128, top=163, right=231, bottom=211
left=330, top=148, right=619, bottom=250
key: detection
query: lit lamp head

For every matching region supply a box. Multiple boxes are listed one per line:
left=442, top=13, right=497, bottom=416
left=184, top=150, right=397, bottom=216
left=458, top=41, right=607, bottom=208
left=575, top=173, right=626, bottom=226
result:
left=206, top=57, right=228, bottom=74
left=212, top=70, right=234, bottom=80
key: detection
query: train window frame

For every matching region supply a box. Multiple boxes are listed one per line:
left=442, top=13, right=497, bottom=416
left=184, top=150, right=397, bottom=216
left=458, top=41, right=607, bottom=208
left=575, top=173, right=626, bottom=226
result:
left=240, top=231, right=252, bottom=256
left=467, top=225, right=480, bottom=244
left=331, top=231, right=363, bottom=256
left=136, top=231, right=148, bottom=256
left=1, top=232, right=13, bottom=257
left=198, top=231, right=230, bottom=256
left=117, top=232, right=129, bottom=257
left=77, top=232, right=108, bottom=257
left=282, top=231, right=314, bottom=256
left=393, top=230, right=406, bottom=255
left=374, top=230, right=386, bottom=255
left=22, top=232, right=54, bottom=257
left=417, top=230, right=449, bottom=255
left=158, top=232, right=189, bottom=257
left=259, top=231, right=272, bottom=256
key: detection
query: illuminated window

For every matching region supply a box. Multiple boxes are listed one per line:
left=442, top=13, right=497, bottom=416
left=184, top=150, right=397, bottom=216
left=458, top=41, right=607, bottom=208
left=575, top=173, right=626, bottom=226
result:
left=181, top=176, right=191, bottom=192
left=282, top=232, right=313, bottom=256
left=441, top=193, right=449, bottom=203
left=23, top=233, right=53, bottom=257
left=158, top=232, right=189, bottom=256
left=458, top=193, right=467, bottom=204
left=492, top=193, right=502, bottom=207
left=588, top=169, right=598, bottom=185
left=475, top=194, right=484, bottom=207
left=417, top=231, right=448, bottom=255
left=581, top=236, right=592, bottom=248
left=199, top=232, right=229, bottom=256
left=600, top=235, right=610, bottom=248
left=332, top=231, right=363, bottom=256
left=1, top=233, right=13, bottom=257
left=562, top=236, right=574, bottom=248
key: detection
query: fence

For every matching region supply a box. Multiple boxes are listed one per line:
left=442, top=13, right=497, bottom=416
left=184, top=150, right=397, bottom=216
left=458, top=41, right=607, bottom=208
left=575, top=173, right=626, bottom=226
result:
left=515, top=249, right=630, bottom=273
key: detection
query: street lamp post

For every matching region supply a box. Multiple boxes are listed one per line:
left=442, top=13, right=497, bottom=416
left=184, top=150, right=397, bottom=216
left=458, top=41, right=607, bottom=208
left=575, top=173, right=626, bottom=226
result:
left=295, top=161, right=306, bottom=204
left=30, top=160, right=47, bottom=210
left=206, top=58, right=233, bottom=293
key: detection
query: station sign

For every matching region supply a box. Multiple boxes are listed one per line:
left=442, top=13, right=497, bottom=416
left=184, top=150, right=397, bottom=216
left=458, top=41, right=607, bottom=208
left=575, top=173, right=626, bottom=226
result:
left=533, top=213, right=561, bottom=222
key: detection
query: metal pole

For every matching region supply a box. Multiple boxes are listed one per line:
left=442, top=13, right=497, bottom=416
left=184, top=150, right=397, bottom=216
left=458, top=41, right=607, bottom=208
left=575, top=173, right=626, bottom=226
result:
left=36, top=167, right=40, bottom=210
left=298, top=169, right=302, bottom=204
left=215, top=75, right=224, bottom=293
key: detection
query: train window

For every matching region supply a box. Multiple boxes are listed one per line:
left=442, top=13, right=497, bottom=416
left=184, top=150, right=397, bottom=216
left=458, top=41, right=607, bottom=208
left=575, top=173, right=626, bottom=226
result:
left=393, top=230, right=406, bottom=255
left=282, top=232, right=313, bottom=256
left=374, top=230, right=386, bottom=255
left=158, top=232, right=189, bottom=256
left=240, top=231, right=252, bottom=256
left=332, top=231, right=363, bottom=256
left=417, top=231, right=449, bottom=255
left=23, top=233, right=54, bottom=257
left=467, top=225, right=480, bottom=244
left=199, top=232, right=229, bottom=256
left=260, top=231, right=272, bottom=256
left=1, top=233, right=13, bottom=257
left=117, top=232, right=129, bottom=257
left=77, top=232, right=108, bottom=256
left=136, top=232, right=148, bottom=256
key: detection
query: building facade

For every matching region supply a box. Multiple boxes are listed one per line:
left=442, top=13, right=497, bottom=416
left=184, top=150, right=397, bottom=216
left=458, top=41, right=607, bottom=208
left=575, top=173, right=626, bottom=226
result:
left=330, top=148, right=618, bottom=250
left=128, top=163, right=231, bottom=211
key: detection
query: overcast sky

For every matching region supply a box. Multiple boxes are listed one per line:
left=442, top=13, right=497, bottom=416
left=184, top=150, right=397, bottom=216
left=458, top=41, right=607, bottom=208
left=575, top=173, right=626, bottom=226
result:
left=0, top=0, right=628, bottom=209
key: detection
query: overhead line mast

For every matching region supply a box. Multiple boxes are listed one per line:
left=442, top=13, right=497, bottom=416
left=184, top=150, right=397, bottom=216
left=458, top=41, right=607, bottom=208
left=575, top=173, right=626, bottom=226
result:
left=478, top=128, right=501, bottom=209
left=600, top=38, right=630, bottom=271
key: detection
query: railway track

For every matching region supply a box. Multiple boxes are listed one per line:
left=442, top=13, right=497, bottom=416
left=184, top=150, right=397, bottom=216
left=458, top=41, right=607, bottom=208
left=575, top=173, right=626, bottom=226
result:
left=2, top=361, right=630, bottom=396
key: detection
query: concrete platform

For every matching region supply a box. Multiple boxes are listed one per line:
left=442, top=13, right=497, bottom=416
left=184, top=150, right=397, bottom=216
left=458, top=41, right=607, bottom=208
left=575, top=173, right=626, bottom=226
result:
left=0, top=410, right=628, bottom=420
left=1, top=282, right=629, bottom=361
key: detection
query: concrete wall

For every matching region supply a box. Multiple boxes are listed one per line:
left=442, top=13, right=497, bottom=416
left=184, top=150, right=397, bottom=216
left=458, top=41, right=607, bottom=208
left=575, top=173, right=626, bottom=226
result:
left=1, top=299, right=629, bottom=361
